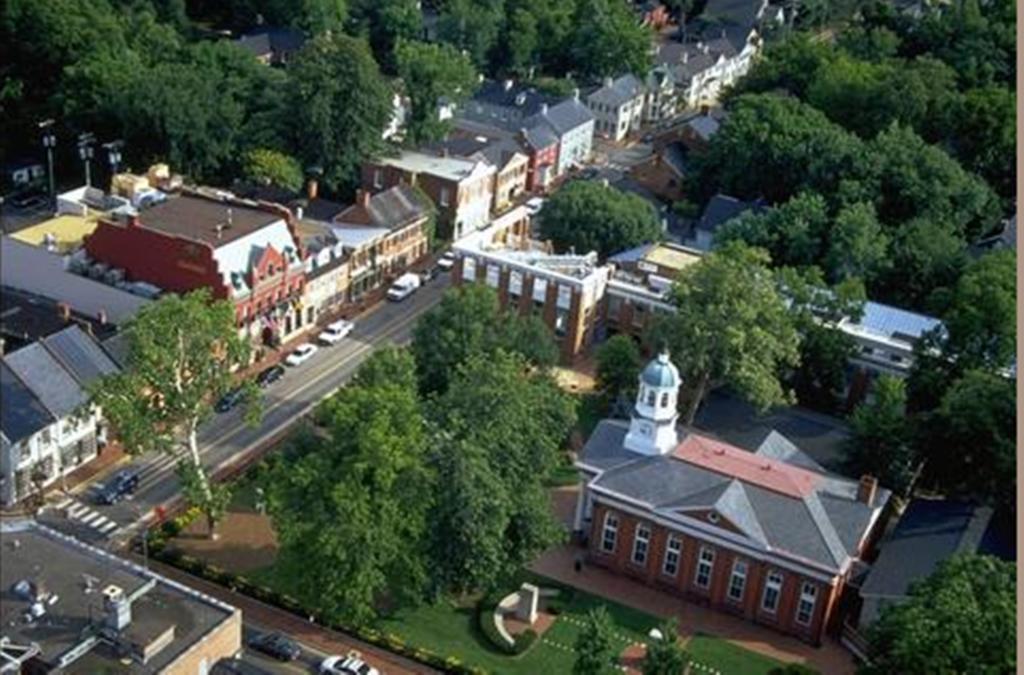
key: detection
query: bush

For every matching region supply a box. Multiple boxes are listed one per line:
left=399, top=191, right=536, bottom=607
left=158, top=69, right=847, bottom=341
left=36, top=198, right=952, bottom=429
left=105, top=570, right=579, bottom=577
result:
left=513, top=629, right=538, bottom=655
left=477, top=603, right=515, bottom=654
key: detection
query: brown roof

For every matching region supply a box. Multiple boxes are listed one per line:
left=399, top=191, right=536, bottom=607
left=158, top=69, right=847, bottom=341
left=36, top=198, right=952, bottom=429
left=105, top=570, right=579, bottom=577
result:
left=335, top=185, right=433, bottom=231
left=135, top=194, right=283, bottom=247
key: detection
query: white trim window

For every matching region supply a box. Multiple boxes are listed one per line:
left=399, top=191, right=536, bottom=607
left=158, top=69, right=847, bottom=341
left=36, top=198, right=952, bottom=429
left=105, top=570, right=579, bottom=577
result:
left=662, top=535, right=682, bottom=577
left=728, top=560, right=748, bottom=602
left=462, top=257, right=477, bottom=282
left=485, top=264, right=500, bottom=288
left=601, top=512, right=619, bottom=553
left=373, top=168, right=383, bottom=189
left=796, top=582, right=818, bottom=625
left=631, top=522, right=651, bottom=566
left=694, top=547, right=715, bottom=589
left=439, top=187, right=451, bottom=207
left=762, top=570, right=783, bottom=613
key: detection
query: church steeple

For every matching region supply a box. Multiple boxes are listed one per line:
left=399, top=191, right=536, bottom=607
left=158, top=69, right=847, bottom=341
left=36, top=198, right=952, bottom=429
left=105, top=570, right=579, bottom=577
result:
left=623, top=351, right=681, bottom=456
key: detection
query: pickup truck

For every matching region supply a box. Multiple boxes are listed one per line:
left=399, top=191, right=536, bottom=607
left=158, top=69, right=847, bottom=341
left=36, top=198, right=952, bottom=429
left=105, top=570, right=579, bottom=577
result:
left=387, top=273, right=421, bottom=302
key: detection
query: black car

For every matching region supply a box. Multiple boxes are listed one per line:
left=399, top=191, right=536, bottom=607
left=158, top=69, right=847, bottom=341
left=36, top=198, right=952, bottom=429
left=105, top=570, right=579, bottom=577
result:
left=255, top=365, right=285, bottom=388
left=215, top=387, right=245, bottom=413
left=580, top=167, right=600, bottom=180
left=420, top=266, right=439, bottom=282
left=95, top=470, right=140, bottom=505
left=248, top=633, right=301, bottom=661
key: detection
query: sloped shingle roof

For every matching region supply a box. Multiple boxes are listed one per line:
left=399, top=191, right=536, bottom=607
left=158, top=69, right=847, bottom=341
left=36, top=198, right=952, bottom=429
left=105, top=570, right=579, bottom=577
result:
left=0, top=362, right=55, bottom=445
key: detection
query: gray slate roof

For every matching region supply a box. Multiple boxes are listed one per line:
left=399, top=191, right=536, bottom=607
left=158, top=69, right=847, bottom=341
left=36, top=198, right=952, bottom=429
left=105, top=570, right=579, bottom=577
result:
left=41, top=325, right=119, bottom=386
left=0, top=362, right=54, bottom=445
left=335, top=184, right=433, bottom=231
left=589, top=74, right=646, bottom=106
left=473, top=80, right=558, bottom=118
left=4, top=343, right=87, bottom=419
left=520, top=124, right=560, bottom=151
left=696, top=194, right=766, bottom=233
left=861, top=500, right=994, bottom=599
left=527, top=98, right=595, bottom=136
left=579, top=419, right=888, bottom=570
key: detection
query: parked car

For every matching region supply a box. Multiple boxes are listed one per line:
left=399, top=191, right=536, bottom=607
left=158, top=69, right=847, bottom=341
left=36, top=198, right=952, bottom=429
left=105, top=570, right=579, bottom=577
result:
left=318, top=320, right=354, bottom=345
left=320, top=654, right=379, bottom=675
left=10, top=190, right=47, bottom=209
left=214, top=387, right=245, bottom=413
left=420, top=266, right=439, bottom=283
left=248, top=633, right=301, bottom=662
left=386, top=272, right=421, bottom=302
left=580, top=167, right=600, bottom=180
left=255, top=364, right=285, bottom=387
left=283, top=343, right=318, bottom=366
left=524, top=197, right=545, bottom=216
left=436, top=251, right=456, bottom=271
left=95, top=470, right=140, bottom=505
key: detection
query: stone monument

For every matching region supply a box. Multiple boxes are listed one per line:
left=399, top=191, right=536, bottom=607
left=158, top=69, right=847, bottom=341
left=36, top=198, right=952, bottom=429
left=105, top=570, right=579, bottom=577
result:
left=515, top=582, right=540, bottom=624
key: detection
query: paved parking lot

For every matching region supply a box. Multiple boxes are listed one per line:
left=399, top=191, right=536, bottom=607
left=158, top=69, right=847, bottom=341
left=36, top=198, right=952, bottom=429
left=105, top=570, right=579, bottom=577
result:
left=1, top=197, right=53, bottom=234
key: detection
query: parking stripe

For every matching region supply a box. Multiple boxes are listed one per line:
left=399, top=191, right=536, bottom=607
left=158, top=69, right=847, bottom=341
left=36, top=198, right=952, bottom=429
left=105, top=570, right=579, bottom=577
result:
left=80, top=512, right=101, bottom=525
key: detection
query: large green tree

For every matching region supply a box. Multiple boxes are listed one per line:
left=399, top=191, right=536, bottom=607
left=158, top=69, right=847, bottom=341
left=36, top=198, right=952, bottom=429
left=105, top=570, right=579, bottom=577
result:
left=717, top=191, right=829, bottom=268
left=396, top=39, right=477, bottom=145
left=411, top=284, right=558, bottom=395
left=845, top=376, right=917, bottom=496
left=90, top=290, right=259, bottom=537
left=570, top=0, right=652, bottom=79
left=643, top=619, right=689, bottom=675
left=290, top=33, right=393, bottom=194
left=241, top=148, right=304, bottom=192
left=436, top=0, right=504, bottom=69
left=267, top=349, right=433, bottom=625
left=349, top=0, right=421, bottom=74
left=427, top=351, right=573, bottom=593
left=573, top=606, right=619, bottom=675
left=595, top=335, right=643, bottom=407
left=647, top=242, right=801, bottom=424
left=539, top=180, right=662, bottom=259
left=863, top=555, right=1016, bottom=675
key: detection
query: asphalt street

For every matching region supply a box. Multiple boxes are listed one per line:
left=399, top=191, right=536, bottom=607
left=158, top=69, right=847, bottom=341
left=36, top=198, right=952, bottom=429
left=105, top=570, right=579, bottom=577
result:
left=39, top=274, right=451, bottom=544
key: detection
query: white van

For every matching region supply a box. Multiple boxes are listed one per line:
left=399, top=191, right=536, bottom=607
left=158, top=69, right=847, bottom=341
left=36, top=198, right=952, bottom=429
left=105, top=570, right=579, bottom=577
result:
left=386, top=272, right=421, bottom=302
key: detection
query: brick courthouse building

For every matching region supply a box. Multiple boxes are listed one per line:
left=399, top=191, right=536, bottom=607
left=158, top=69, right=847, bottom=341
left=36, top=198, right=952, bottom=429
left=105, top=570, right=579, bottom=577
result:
left=573, top=353, right=890, bottom=644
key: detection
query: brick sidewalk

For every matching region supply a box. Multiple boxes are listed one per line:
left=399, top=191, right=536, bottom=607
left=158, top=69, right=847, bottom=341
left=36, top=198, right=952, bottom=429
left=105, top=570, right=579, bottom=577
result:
left=530, top=544, right=858, bottom=674
left=140, top=557, right=438, bottom=675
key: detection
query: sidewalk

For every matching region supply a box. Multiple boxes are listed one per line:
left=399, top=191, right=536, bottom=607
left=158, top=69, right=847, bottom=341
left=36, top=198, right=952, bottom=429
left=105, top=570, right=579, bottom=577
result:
left=141, top=557, right=438, bottom=675
left=530, top=544, right=858, bottom=674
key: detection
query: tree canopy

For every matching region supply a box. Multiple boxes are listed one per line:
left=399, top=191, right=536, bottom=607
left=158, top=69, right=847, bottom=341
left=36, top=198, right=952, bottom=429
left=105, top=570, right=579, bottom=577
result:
left=595, top=335, right=643, bottom=407
left=396, top=39, right=478, bottom=145
left=539, top=180, right=663, bottom=259
left=845, top=376, right=916, bottom=496
left=863, top=555, right=1016, bottom=675
left=573, top=606, right=619, bottom=675
left=647, top=242, right=801, bottom=424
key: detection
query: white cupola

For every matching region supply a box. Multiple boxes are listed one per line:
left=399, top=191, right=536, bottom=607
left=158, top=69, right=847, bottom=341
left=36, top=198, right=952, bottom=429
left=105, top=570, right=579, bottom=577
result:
left=623, top=351, right=681, bottom=456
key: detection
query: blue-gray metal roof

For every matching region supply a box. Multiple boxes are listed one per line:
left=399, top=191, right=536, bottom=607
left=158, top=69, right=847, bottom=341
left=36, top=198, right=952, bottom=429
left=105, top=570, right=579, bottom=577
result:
left=589, top=74, right=645, bottom=106
left=41, top=325, right=119, bottom=386
left=0, top=362, right=55, bottom=444
left=641, top=356, right=680, bottom=388
left=861, top=500, right=993, bottom=598
left=854, top=302, right=942, bottom=344
left=4, top=343, right=87, bottom=419
left=528, top=99, right=594, bottom=136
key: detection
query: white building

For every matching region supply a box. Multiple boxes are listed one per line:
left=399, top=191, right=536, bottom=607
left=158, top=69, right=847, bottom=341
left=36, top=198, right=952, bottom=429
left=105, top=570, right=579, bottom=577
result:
left=587, top=74, right=646, bottom=142
left=0, top=326, right=118, bottom=506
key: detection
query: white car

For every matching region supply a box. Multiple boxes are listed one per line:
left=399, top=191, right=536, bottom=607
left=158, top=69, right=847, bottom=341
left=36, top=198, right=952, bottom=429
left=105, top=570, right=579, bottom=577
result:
left=283, top=343, right=318, bottom=366
left=524, top=197, right=545, bottom=215
left=320, top=654, right=380, bottom=675
left=386, top=272, right=421, bottom=302
left=318, top=320, right=354, bottom=345
left=436, top=251, right=456, bottom=271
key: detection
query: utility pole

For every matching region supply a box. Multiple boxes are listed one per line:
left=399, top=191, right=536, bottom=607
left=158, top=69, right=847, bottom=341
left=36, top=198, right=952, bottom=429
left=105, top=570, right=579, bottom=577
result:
left=39, top=119, right=57, bottom=209
left=78, top=132, right=96, bottom=187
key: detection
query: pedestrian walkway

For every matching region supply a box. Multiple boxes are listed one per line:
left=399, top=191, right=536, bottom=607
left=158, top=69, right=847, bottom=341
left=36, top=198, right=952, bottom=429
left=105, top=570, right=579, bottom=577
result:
left=530, top=544, right=858, bottom=674
left=142, top=557, right=437, bottom=675
left=52, top=496, right=121, bottom=536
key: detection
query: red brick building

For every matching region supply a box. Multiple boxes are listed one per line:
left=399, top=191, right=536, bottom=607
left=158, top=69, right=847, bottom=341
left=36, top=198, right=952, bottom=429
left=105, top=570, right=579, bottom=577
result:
left=517, top=126, right=560, bottom=192
left=574, top=353, right=889, bottom=645
left=84, top=191, right=307, bottom=347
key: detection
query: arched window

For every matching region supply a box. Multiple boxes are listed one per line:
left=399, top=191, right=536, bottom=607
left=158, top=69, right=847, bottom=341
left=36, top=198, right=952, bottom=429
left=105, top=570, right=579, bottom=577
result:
left=661, top=392, right=670, bottom=408
left=646, top=390, right=656, bottom=406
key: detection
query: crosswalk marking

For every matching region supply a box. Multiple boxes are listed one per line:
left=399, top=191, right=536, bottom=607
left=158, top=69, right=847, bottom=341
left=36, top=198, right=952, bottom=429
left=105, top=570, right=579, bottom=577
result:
left=68, top=503, right=88, bottom=517
left=99, top=521, right=119, bottom=534
left=92, top=515, right=111, bottom=529
left=80, top=512, right=101, bottom=525
left=54, top=497, right=72, bottom=510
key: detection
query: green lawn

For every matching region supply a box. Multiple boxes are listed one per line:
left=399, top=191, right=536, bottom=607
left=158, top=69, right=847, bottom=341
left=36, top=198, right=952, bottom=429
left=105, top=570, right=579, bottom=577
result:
left=686, top=634, right=787, bottom=675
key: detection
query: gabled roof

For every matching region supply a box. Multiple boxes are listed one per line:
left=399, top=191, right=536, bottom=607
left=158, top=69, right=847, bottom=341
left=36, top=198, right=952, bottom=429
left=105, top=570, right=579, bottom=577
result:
left=236, top=27, right=306, bottom=57
left=377, top=150, right=495, bottom=183
left=589, top=74, right=646, bottom=106
left=472, top=80, right=559, bottom=117
left=696, top=194, right=766, bottom=233
left=842, top=302, right=942, bottom=347
left=334, top=184, right=433, bottom=232
left=527, top=99, right=595, bottom=136
left=579, top=420, right=888, bottom=570
left=4, top=343, right=87, bottom=419
left=520, top=123, right=560, bottom=151
left=0, top=362, right=55, bottom=445
left=40, top=325, right=119, bottom=387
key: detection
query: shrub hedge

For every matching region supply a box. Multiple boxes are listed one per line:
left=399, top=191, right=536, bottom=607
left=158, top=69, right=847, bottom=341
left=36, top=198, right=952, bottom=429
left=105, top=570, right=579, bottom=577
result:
left=475, top=594, right=541, bottom=656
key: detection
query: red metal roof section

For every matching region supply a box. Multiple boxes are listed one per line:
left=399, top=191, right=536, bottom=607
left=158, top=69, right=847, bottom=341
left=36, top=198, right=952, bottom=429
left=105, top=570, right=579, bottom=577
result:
left=673, top=433, right=821, bottom=498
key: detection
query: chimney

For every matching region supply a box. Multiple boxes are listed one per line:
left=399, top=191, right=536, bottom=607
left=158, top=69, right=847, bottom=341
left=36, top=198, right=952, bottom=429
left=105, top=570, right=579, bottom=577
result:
left=295, top=206, right=304, bottom=220
left=357, top=189, right=371, bottom=208
left=857, top=475, right=878, bottom=505
left=103, top=585, right=131, bottom=632
left=703, top=43, right=710, bottom=55
left=683, top=51, right=689, bottom=64
left=441, top=146, right=449, bottom=158
left=572, top=88, right=580, bottom=101
left=540, top=103, right=549, bottom=115
left=97, top=309, right=107, bottom=326
left=226, top=207, right=233, bottom=228
left=603, top=76, right=614, bottom=88
left=307, top=178, right=319, bottom=201
left=57, top=302, right=71, bottom=322
left=503, top=79, right=514, bottom=91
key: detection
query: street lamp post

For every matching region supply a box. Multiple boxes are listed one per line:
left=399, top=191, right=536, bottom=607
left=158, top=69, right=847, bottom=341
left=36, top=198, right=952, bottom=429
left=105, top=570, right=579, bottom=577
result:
left=104, top=140, right=124, bottom=178
left=78, top=132, right=96, bottom=187
left=39, top=119, right=57, bottom=209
